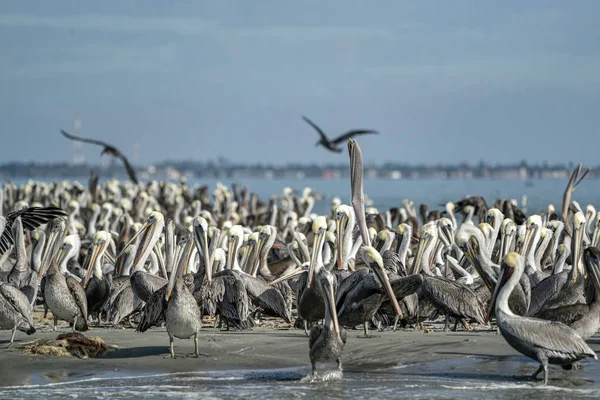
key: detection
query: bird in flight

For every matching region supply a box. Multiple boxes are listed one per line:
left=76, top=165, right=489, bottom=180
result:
left=301, top=115, right=378, bottom=153
left=60, top=130, right=139, bottom=184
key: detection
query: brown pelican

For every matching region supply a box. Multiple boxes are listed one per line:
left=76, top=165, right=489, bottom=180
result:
left=536, top=247, right=600, bottom=340
left=60, top=129, right=138, bottom=183
left=336, top=246, right=403, bottom=337
left=0, top=281, right=35, bottom=347
left=302, top=115, right=378, bottom=153
left=41, top=237, right=89, bottom=331
left=82, top=231, right=113, bottom=324
left=164, top=235, right=203, bottom=358
left=270, top=216, right=329, bottom=335
left=486, top=252, right=597, bottom=385
left=309, top=267, right=346, bottom=376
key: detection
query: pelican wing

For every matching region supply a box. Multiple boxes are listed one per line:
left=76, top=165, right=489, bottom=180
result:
left=1, top=206, right=67, bottom=255
left=301, top=116, right=329, bottom=141
left=242, top=274, right=291, bottom=322
left=66, top=275, right=89, bottom=322
left=137, top=284, right=167, bottom=332
left=503, top=316, right=596, bottom=358
left=331, top=129, right=378, bottom=145
left=390, top=274, right=423, bottom=299
left=60, top=129, right=115, bottom=150
left=335, top=268, right=369, bottom=308
left=0, top=283, right=34, bottom=325
left=422, top=277, right=485, bottom=324
left=116, top=152, right=139, bottom=184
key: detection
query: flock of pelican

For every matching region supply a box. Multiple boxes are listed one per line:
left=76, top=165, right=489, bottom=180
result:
left=1, top=139, right=599, bottom=385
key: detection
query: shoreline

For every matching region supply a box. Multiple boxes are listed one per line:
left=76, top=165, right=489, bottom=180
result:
left=4, top=324, right=599, bottom=388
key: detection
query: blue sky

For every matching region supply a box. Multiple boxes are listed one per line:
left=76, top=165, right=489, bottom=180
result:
left=1, top=1, right=599, bottom=165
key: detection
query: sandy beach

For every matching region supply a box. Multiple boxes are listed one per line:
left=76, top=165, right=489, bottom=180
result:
left=3, top=321, right=600, bottom=388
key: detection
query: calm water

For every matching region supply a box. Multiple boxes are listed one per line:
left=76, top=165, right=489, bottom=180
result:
left=3, top=355, right=600, bottom=399
left=7, top=177, right=600, bottom=215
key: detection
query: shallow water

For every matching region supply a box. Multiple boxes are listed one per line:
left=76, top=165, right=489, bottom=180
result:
left=4, top=356, right=600, bottom=400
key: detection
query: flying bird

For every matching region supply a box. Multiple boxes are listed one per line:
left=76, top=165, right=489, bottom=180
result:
left=60, top=130, right=139, bottom=184
left=301, top=116, right=378, bottom=153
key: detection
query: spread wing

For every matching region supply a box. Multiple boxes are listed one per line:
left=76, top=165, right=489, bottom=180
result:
left=60, top=129, right=113, bottom=149
left=1, top=206, right=67, bottom=255
left=116, top=153, right=139, bottom=184
left=302, top=116, right=329, bottom=142
left=331, top=129, right=378, bottom=145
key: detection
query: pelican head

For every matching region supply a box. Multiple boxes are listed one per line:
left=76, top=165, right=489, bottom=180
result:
left=486, top=208, right=504, bottom=226
left=118, top=211, right=165, bottom=272
left=307, top=216, right=327, bottom=288
left=84, top=231, right=111, bottom=288
left=362, top=246, right=403, bottom=319
left=521, top=215, right=542, bottom=257
left=584, top=247, right=600, bottom=292
left=226, top=225, right=244, bottom=270
left=193, top=216, right=211, bottom=283
left=571, top=211, right=586, bottom=282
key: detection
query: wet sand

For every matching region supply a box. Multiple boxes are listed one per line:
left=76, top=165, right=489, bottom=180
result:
left=4, top=321, right=599, bottom=388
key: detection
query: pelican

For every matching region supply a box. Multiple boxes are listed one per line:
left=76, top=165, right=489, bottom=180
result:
left=41, top=237, right=89, bottom=331
left=0, top=281, right=35, bottom=347
left=60, top=129, right=138, bottom=183
left=309, top=267, right=346, bottom=376
left=486, top=253, right=597, bottom=385
left=302, top=115, right=378, bottom=153
left=82, top=231, right=113, bottom=323
left=164, top=233, right=203, bottom=358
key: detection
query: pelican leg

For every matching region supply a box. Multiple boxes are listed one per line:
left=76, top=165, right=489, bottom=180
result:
left=304, top=320, right=309, bottom=337
left=72, top=316, right=78, bottom=332
left=337, top=358, right=343, bottom=372
left=311, top=361, right=316, bottom=377
left=213, top=315, right=220, bottom=329
left=169, top=335, right=176, bottom=359
left=53, top=316, right=58, bottom=331
left=444, top=316, right=450, bottom=332
left=7, top=326, right=17, bottom=348
left=193, top=333, right=199, bottom=357
left=453, top=319, right=459, bottom=332
left=392, top=315, right=399, bottom=331
left=43, top=304, right=49, bottom=319
left=359, top=322, right=371, bottom=338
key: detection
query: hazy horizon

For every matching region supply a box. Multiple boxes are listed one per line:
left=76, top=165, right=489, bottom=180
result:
left=2, top=1, right=599, bottom=166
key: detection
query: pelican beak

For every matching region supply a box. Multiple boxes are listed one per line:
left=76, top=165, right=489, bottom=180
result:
left=193, top=223, right=211, bottom=283
left=128, top=218, right=161, bottom=271
left=348, top=139, right=370, bottom=247
left=520, top=222, right=538, bottom=258
left=485, top=258, right=515, bottom=324
left=165, top=263, right=178, bottom=301
left=117, top=218, right=154, bottom=260
left=371, top=259, right=403, bottom=319
left=323, top=277, right=341, bottom=340
left=572, top=226, right=584, bottom=282
left=411, top=232, right=432, bottom=275
left=251, top=234, right=265, bottom=277
left=268, top=267, right=306, bottom=286
left=335, top=215, right=347, bottom=270
left=154, top=242, right=168, bottom=279
left=226, top=234, right=239, bottom=270
left=38, top=227, right=62, bottom=279
left=83, top=241, right=106, bottom=289
left=307, top=227, right=326, bottom=288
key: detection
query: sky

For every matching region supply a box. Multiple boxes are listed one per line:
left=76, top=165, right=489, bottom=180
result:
left=1, top=1, right=600, bottom=166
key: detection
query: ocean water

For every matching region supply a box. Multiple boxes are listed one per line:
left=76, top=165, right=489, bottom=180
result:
left=8, top=177, right=600, bottom=216
left=3, top=355, right=600, bottom=399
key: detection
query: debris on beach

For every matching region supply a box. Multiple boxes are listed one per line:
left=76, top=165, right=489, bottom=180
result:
left=16, top=333, right=118, bottom=359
